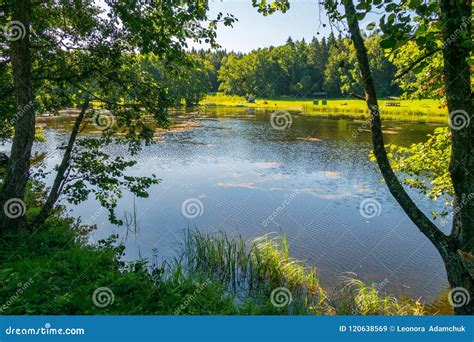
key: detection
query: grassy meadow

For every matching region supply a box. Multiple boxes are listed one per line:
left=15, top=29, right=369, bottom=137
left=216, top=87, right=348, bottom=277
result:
left=200, top=94, right=448, bottom=123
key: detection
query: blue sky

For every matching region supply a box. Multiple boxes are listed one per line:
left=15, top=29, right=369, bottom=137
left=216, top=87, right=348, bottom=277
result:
left=190, top=0, right=335, bottom=53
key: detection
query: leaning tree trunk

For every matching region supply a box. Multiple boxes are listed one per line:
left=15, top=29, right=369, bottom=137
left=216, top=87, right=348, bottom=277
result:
left=33, top=99, right=90, bottom=227
left=343, top=0, right=473, bottom=314
left=0, top=0, right=35, bottom=231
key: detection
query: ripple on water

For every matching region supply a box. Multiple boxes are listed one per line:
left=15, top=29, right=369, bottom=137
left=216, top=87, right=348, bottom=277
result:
left=34, top=111, right=447, bottom=304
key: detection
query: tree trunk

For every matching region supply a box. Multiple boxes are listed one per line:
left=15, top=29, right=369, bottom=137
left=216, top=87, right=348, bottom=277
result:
left=343, top=0, right=473, bottom=314
left=33, top=99, right=90, bottom=227
left=0, top=0, right=35, bottom=231
left=440, top=0, right=473, bottom=250
left=439, top=0, right=474, bottom=314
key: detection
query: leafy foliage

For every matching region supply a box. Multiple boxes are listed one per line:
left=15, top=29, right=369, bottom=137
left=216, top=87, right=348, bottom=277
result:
left=63, top=137, right=160, bottom=225
left=0, top=0, right=236, bottom=225
left=141, top=54, right=214, bottom=106
left=216, top=34, right=400, bottom=98
left=380, top=128, right=453, bottom=218
left=390, top=41, right=444, bottom=99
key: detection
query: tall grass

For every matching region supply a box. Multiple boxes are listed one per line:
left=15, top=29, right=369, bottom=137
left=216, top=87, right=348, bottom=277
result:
left=335, top=276, right=425, bottom=315
left=181, top=229, right=425, bottom=315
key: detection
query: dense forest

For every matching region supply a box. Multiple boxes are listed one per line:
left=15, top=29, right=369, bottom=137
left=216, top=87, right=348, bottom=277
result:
left=183, top=32, right=443, bottom=101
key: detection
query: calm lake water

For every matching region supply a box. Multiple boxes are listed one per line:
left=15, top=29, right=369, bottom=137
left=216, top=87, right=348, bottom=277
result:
left=29, top=107, right=450, bottom=305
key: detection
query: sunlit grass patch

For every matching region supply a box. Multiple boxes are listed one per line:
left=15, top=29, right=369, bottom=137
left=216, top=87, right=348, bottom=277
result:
left=200, top=94, right=446, bottom=123
left=182, top=229, right=330, bottom=314
left=334, top=275, right=425, bottom=315
left=181, top=229, right=425, bottom=315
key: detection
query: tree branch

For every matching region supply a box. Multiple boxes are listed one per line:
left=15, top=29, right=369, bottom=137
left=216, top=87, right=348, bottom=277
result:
left=349, top=92, right=366, bottom=101
left=33, top=97, right=90, bottom=227
left=394, top=48, right=441, bottom=80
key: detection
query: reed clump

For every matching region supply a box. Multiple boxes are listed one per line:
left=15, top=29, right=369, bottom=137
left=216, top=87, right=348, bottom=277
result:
left=181, top=229, right=425, bottom=315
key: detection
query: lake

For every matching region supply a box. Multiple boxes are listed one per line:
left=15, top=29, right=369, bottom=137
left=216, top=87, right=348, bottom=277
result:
left=30, top=107, right=450, bottom=306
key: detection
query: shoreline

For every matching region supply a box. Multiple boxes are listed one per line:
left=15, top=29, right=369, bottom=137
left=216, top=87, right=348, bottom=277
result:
left=200, top=95, right=448, bottom=124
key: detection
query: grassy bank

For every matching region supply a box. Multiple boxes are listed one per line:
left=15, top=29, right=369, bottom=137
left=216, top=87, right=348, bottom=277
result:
left=0, top=204, right=425, bottom=315
left=0, top=218, right=235, bottom=315
left=200, top=94, right=447, bottom=123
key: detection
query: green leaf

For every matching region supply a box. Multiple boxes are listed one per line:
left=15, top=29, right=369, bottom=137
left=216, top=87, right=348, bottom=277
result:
left=357, top=13, right=366, bottom=21
left=366, top=22, right=376, bottom=30
left=380, top=36, right=397, bottom=48
left=356, top=2, right=371, bottom=11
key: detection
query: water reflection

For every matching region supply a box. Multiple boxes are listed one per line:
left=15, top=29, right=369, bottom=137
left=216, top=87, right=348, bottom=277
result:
left=25, top=107, right=451, bottom=306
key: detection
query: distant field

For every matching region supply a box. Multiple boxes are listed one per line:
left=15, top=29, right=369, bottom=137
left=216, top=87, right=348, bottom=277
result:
left=200, top=94, right=447, bottom=123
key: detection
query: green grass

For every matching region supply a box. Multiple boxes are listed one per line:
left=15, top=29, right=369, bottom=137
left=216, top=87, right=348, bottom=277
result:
left=183, top=230, right=328, bottom=314
left=182, top=229, right=425, bottom=315
left=0, top=200, right=425, bottom=315
left=0, top=217, right=235, bottom=315
left=200, top=94, right=447, bottom=123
